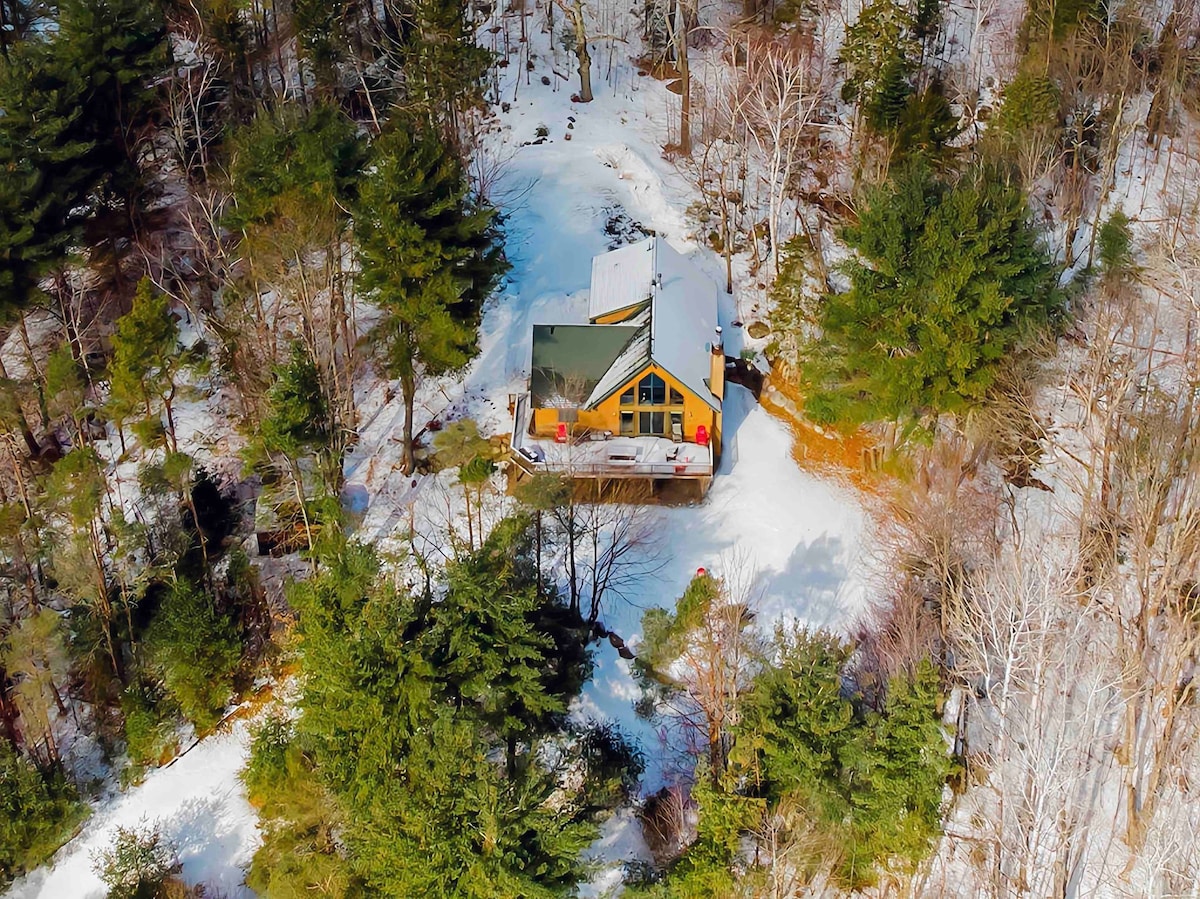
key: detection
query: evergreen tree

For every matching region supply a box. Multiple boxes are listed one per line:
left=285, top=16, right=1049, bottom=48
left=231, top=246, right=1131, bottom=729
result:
left=840, top=660, right=952, bottom=885
left=387, top=0, right=491, bottom=147
left=144, top=578, right=242, bottom=732
left=108, top=279, right=201, bottom=453
left=292, top=0, right=346, bottom=93
left=44, top=343, right=89, bottom=446
left=0, top=742, right=84, bottom=884
left=731, top=630, right=855, bottom=817
left=56, top=0, right=170, bottom=220
left=270, top=520, right=604, bottom=897
left=225, top=104, right=363, bottom=235
left=0, top=41, right=97, bottom=307
left=802, top=161, right=1060, bottom=426
left=355, top=123, right=506, bottom=474
left=0, top=609, right=71, bottom=763
left=839, top=0, right=917, bottom=133
left=43, top=447, right=126, bottom=683
left=0, top=0, right=168, bottom=307
left=94, top=823, right=182, bottom=899
left=432, top=516, right=591, bottom=775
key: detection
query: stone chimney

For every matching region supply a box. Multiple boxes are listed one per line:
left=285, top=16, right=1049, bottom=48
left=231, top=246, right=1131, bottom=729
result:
left=710, top=326, right=725, bottom=401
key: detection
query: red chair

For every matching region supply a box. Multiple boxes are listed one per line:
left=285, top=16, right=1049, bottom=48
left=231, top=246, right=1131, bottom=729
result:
left=695, top=425, right=709, bottom=447
left=555, top=422, right=568, bottom=443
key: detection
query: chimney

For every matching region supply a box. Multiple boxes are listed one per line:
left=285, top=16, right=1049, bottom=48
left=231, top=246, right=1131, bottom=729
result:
left=710, top=326, right=725, bottom=401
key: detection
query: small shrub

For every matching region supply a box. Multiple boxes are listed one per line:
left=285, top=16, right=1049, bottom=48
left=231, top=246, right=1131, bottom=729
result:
left=121, top=680, right=179, bottom=775
left=1097, top=210, right=1133, bottom=273
left=93, top=824, right=180, bottom=899
left=242, top=713, right=293, bottom=804
left=994, top=70, right=1059, bottom=139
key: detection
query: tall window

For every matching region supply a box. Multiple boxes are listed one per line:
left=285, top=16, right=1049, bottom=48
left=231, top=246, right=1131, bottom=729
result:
left=637, top=373, right=666, bottom=405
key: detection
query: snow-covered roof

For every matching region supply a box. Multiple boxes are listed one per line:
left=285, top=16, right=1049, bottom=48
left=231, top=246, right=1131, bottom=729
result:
left=584, top=238, right=720, bottom=411
left=589, top=238, right=655, bottom=321
left=533, top=237, right=720, bottom=412
left=584, top=308, right=651, bottom=407
left=647, top=238, right=721, bottom=411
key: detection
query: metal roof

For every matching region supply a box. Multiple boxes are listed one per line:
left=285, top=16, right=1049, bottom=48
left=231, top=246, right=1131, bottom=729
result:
left=589, top=238, right=655, bottom=321
left=529, top=324, right=641, bottom=408
left=535, top=237, right=722, bottom=413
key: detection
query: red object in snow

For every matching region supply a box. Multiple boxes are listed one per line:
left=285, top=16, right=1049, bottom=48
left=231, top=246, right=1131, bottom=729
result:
left=695, top=425, right=709, bottom=446
left=555, top=422, right=568, bottom=443
left=697, top=567, right=707, bottom=577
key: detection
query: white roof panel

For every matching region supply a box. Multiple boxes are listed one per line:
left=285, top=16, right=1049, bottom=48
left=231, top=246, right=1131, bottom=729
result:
left=588, top=237, right=655, bottom=321
left=580, top=237, right=721, bottom=411
left=648, top=239, right=721, bottom=411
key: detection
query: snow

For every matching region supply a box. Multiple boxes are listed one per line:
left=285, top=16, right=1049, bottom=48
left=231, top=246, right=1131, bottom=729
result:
left=13, top=7, right=876, bottom=897
left=6, top=720, right=260, bottom=899
left=571, top=384, right=870, bottom=795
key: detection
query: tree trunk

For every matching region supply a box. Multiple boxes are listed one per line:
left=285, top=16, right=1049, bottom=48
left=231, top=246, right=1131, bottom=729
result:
left=570, top=1, right=593, bottom=102
left=0, top=669, right=20, bottom=750
left=401, top=368, right=416, bottom=476
left=674, top=0, right=690, bottom=154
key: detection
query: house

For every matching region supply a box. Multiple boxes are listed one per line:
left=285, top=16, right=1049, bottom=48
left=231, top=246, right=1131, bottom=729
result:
left=510, top=236, right=725, bottom=493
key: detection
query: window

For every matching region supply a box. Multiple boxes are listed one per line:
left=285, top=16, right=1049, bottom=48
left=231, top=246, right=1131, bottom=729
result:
left=639, top=411, right=665, bottom=435
left=669, top=387, right=684, bottom=405
left=619, top=411, right=634, bottom=435
left=620, top=387, right=634, bottom=405
left=637, top=373, right=666, bottom=405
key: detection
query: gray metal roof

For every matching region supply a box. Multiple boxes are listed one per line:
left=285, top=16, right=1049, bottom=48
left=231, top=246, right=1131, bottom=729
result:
left=530, top=324, right=640, bottom=408
left=535, top=237, right=721, bottom=413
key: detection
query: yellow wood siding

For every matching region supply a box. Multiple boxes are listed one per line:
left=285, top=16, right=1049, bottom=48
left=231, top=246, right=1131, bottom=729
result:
left=591, top=303, right=647, bottom=325
left=530, top=363, right=721, bottom=455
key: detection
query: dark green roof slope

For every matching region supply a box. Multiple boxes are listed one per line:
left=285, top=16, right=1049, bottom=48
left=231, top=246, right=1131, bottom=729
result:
left=530, top=324, right=640, bottom=408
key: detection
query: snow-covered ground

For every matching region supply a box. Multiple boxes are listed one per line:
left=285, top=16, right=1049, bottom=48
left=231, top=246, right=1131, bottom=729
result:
left=343, top=23, right=875, bottom=891
left=6, top=720, right=259, bottom=899
left=9, top=13, right=876, bottom=898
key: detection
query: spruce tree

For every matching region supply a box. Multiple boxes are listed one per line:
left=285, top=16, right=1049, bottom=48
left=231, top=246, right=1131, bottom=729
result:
left=802, top=161, right=1059, bottom=426
left=107, top=279, right=198, bottom=453
left=355, top=123, right=506, bottom=474
left=144, top=579, right=242, bottom=732
left=0, top=741, right=83, bottom=883
left=278, top=521, right=602, bottom=898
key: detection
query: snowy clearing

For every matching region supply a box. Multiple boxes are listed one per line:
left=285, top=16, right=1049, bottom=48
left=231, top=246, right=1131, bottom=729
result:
left=6, top=720, right=259, bottom=899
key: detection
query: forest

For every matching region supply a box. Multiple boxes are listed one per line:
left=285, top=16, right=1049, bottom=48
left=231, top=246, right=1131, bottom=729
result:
left=0, top=0, right=1197, bottom=894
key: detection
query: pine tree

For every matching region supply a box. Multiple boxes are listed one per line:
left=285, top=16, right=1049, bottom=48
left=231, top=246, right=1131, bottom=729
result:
left=44, top=343, right=89, bottom=447
left=387, top=0, right=491, bottom=147
left=276, top=521, right=602, bottom=897
left=144, top=579, right=242, bottom=732
left=433, top=516, right=591, bottom=776
left=0, top=609, right=72, bottom=764
left=355, top=124, right=506, bottom=474
left=0, top=42, right=97, bottom=308
left=802, top=161, right=1060, bottom=426
left=56, top=0, right=170, bottom=221
left=839, top=0, right=917, bottom=133
left=107, top=279, right=199, bottom=453
left=731, top=629, right=855, bottom=819
left=43, top=448, right=126, bottom=683
left=840, top=660, right=951, bottom=886
left=0, top=741, right=84, bottom=883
